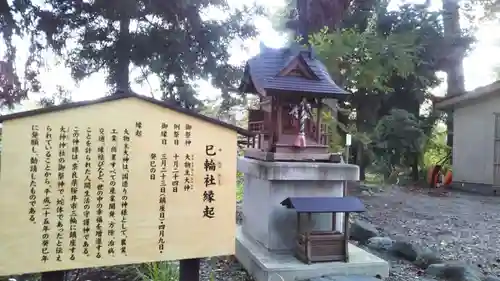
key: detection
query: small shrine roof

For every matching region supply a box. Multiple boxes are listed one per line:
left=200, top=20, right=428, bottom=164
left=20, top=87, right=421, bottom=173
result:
left=239, top=43, right=348, bottom=98
left=280, top=196, right=366, bottom=213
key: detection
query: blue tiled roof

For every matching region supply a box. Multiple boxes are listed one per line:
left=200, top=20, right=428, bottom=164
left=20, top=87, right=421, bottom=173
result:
left=239, top=43, right=348, bottom=97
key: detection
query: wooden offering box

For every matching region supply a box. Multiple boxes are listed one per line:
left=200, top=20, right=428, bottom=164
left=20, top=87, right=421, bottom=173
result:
left=280, top=196, right=366, bottom=264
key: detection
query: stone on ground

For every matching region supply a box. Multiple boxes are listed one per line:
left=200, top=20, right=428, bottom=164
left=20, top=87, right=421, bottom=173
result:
left=366, top=236, right=394, bottom=251
left=389, top=240, right=421, bottom=262
left=426, top=262, right=483, bottom=281
left=350, top=220, right=380, bottom=243
left=413, top=248, right=442, bottom=269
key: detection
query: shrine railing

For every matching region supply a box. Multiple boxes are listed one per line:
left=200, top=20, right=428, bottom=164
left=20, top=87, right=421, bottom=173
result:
left=247, top=120, right=329, bottom=148
left=237, top=124, right=259, bottom=150
left=247, top=121, right=265, bottom=149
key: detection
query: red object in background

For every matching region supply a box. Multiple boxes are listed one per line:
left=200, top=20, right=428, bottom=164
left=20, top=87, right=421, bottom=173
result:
left=444, top=171, right=453, bottom=186
left=427, top=165, right=453, bottom=188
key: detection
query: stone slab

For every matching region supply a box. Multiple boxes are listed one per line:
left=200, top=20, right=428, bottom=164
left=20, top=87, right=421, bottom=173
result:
left=238, top=157, right=359, bottom=181
left=239, top=157, right=356, bottom=252
left=451, top=181, right=500, bottom=196
left=235, top=226, right=389, bottom=281
left=308, top=276, right=383, bottom=281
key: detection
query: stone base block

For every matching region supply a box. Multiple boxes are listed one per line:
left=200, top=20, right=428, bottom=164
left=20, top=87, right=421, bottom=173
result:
left=451, top=181, right=500, bottom=196
left=238, top=157, right=360, bottom=252
left=235, top=227, right=389, bottom=281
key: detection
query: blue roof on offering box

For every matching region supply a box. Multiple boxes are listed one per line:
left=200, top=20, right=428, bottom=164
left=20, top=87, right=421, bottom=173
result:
left=280, top=196, right=366, bottom=213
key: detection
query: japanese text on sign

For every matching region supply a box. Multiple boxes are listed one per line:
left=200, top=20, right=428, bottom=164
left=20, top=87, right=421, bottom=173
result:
left=0, top=97, right=237, bottom=276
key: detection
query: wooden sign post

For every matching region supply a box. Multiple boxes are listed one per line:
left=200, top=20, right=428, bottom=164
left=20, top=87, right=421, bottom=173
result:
left=179, top=258, right=201, bottom=281
left=0, top=93, right=243, bottom=280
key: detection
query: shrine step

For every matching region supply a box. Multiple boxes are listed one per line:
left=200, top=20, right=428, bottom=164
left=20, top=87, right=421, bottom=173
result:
left=307, top=276, right=382, bottom=281
left=235, top=226, right=389, bottom=281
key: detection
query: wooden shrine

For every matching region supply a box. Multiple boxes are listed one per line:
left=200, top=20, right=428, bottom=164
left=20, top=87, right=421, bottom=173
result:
left=280, top=196, right=366, bottom=264
left=239, top=44, right=349, bottom=162
left=238, top=0, right=349, bottom=162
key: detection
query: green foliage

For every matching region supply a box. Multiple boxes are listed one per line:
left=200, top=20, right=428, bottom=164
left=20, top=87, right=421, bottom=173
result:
left=309, top=25, right=418, bottom=92
left=1, top=0, right=263, bottom=110
left=322, top=109, right=371, bottom=150
left=236, top=171, right=244, bottom=202
left=136, top=262, right=179, bottom=281
left=371, top=109, right=425, bottom=177
left=0, top=0, right=40, bottom=108
left=423, top=125, right=451, bottom=171
left=38, top=86, right=73, bottom=108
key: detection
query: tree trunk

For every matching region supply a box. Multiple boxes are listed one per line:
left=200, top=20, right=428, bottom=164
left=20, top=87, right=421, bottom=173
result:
left=355, top=143, right=366, bottom=181
left=116, top=16, right=131, bottom=91
left=442, top=0, right=465, bottom=151
left=411, top=153, right=419, bottom=182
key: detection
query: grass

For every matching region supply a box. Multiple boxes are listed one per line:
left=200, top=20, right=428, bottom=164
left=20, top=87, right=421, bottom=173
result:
left=363, top=172, right=384, bottom=185
left=236, top=172, right=244, bottom=202
left=135, top=262, right=179, bottom=281
left=236, top=182, right=243, bottom=202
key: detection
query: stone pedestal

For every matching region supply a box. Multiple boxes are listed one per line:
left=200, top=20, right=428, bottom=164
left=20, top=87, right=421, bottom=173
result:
left=237, top=157, right=359, bottom=253
left=235, top=157, right=389, bottom=281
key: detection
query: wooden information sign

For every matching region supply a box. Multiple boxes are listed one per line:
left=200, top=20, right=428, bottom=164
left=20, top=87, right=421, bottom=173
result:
left=0, top=94, right=239, bottom=276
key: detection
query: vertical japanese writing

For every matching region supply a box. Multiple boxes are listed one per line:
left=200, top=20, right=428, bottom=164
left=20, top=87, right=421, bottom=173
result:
left=183, top=154, right=194, bottom=191
left=55, top=126, right=68, bottom=262
left=172, top=154, right=179, bottom=193
left=158, top=153, right=167, bottom=253
left=121, top=128, right=130, bottom=256
left=83, top=127, right=92, bottom=256
left=203, top=145, right=217, bottom=219
left=96, top=128, right=105, bottom=258
left=108, top=129, right=118, bottom=256
left=150, top=153, right=157, bottom=180
left=41, top=125, right=53, bottom=262
left=173, top=124, right=180, bottom=146
left=135, top=121, right=143, bottom=137
left=160, top=122, right=168, bottom=145
left=29, top=125, right=40, bottom=223
left=69, top=127, right=79, bottom=261
left=184, top=124, right=192, bottom=146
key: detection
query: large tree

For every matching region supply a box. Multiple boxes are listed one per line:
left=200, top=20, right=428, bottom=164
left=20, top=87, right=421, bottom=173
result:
left=442, top=0, right=466, bottom=149
left=33, top=0, right=261, bottom=109
left=0, top=0, right=41, bottom=109
left=309, top=1, right=422, bottom=179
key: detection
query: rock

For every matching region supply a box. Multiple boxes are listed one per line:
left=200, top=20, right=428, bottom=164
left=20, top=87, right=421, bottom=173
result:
left=484, top=276, right=500, bottom=281
left=390, top=240, right=421, bottom=262
left=236, top=202, right=243, bottom=224
left=349, top=220, right=380, bottom=243
left=366, top=236, right=394, bottom=251
left=413, top=248, right=443, bottom=269
left=361, top=190, right=372, bottom=196
left=426, top=262, right=483, bottom=281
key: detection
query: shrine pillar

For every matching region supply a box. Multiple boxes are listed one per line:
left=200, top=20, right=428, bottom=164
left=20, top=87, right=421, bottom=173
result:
left=237, top=157, right=359, bottom=253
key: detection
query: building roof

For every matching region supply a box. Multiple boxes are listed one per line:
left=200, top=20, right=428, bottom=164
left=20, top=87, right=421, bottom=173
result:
left=0, top=91, right=255, bottom=137
left=434, top=80, right=500, bottom=110
left=238, top=42, right=348, bottom=98
left=280, top=196, right=366, bottom=213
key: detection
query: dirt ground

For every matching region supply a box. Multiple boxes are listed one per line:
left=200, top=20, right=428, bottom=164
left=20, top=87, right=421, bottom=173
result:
left=353, top=185, right=500, bottom=279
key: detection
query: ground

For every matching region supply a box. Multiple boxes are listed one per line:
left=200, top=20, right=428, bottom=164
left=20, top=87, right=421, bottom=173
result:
left=8, top=185, right=499, bottom=281
left=221, top=185, right=500, bottom=281
left=354, top=185, right=500, bottom=280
